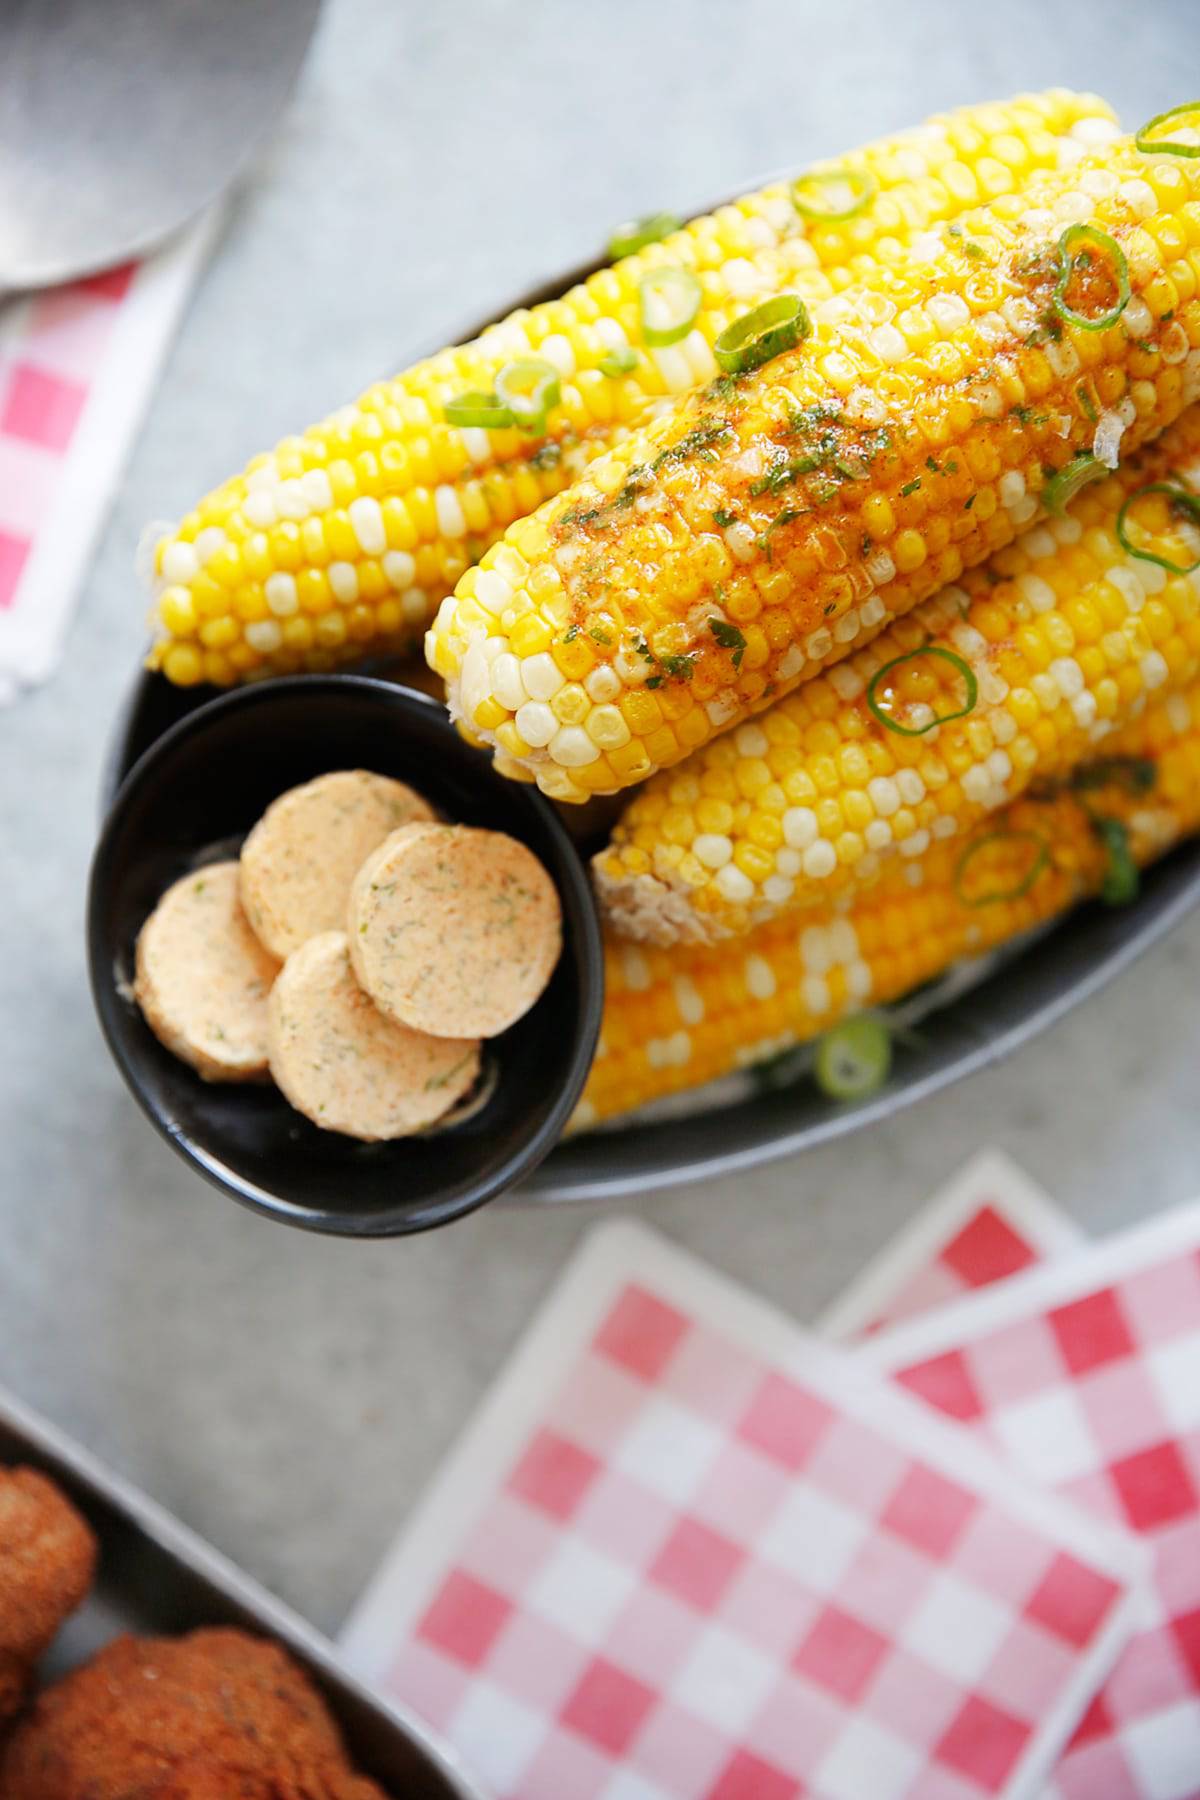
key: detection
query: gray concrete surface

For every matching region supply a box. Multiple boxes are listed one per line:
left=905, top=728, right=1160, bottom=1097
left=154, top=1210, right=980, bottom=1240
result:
left=2, top=0, right=1198, bottom=1638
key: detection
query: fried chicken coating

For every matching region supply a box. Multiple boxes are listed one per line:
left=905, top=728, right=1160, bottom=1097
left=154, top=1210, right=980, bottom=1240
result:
left=0, top=1628, right=390, bottom=1798
left=0, top=1468, right=97, bottom=1730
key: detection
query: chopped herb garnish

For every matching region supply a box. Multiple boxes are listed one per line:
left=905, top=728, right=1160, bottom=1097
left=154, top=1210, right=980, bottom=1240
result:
left=964, top=241, right=986, bottom=260
left=563, top=623, right=580, bottom=642
left=963, top=494, right=976, bottom=510
left=588, top=624, right=613, bottom=645
left=758, top=508, right=801, bottom=560
left=529, top=441, right=562, bottom=470
left=899, top=477, right=922, bottom=497
left=709, top=617, right=747, bottom=668
left=1070, top=757, right=1156, bottom=795
left=651, top=418, right=730, bottom=472
left=658, top=652, right=696, bottom=680
left=926, top=455, right=940, bottom=473
left=444, top=390, right=513, bottom=431
left=713, top=507, right=737, bottom=528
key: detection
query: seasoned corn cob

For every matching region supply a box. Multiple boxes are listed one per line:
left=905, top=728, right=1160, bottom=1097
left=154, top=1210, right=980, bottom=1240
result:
left=576, top=678, right=1200, bottom=1125
left=430, top=126, right=1200, bottom=802
left=146, top=92, right=1117, bottom=688
left=596, top=406, right=1200, bottom=941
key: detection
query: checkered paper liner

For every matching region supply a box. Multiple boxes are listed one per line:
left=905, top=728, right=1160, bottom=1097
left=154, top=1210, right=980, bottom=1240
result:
left=342, top=1222, right=1145, bottom=1800
left=862, top=1200, right=1200, bottom=1800
left=0, top=211, right=218, bottom=702
left=819, top=1151, right=1081, bottom=1343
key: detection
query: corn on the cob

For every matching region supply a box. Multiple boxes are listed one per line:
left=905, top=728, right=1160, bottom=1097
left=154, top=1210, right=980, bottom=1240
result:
left=145, top=92, right=1116, bottom=689
left=595, top=406, right=1200, bottom=941
left=576, top=678, right=1200, bottom=1125
left=430, top=128, right=1200, bottom=802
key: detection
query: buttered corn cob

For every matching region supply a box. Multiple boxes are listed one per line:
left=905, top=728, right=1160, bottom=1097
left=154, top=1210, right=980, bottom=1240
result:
left=576, top=676, right=1200, bottom=1125
left=430, top=124, right=1200, bottom=802
left=146, top=92, right=1116, bottom=688
left=596, top=406, right=1200, bottom=941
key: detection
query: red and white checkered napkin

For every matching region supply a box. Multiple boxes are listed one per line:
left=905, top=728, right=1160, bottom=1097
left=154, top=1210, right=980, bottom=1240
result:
left=0, top=211, right=218, bottom=702
left=819, top=1150, right=1081, bottom=1343
left=342, top=1221, right=1145, bottom=1800
left=862, top=1200, right=1200, bottom=1800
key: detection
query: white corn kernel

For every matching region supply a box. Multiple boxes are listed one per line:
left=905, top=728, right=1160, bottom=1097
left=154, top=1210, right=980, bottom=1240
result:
left=585, top=663, right=621, bottom=704
left=1016, top=572, right=1056, bottom=613
left=762, top=877, right=794, bottom=907
left=265, top=573, right=298, bottom=617
left=245, top=620, right=283, bottom=654
left=491, top=653, right=526, bottom=712
left=715, top=864, right=755, bottom=903
left=1049, top=656, right=1085, bottom=699
left=349, top=496, right=386, bottom=555
left=802, top=840, right=837, bottom=879
left=242, top=490, right=277, bottom=529
left=896, top=769, right=926, bottom=805
left=514, top=700, right=557, bottom=746
left=775, top=848, right=802, bottom=877
left=550, top=725, right=600, bottom=767
left=867, top=776, right=900, bottom=818
left=586, top=706, right=630, bottom=750
left=383, top=549, right=417, bottom=591
left=864, top=818, right=892, bottom=850
left=735, top=724, right=769, bottom=758
left=328, top=562, right=359, bottom=604
left=673, top=976, right=705, bottom=1025
left=802, top=975, right=831, bottom=1015
left=275, top=479, right=310, bottom=521
left=1141, top=651, right=1169, bottom=688
left=161, top=541, right=200, bottom=584
left=522, top=652, right=565, bottom=701
left=694, top=834, right=733, bottom=870
left=744, top=955, right=777, bottom=1000
left=801, top=926, right=832, bottom=973
left=194, top=527, right=227, bottom=565
left=783, top=807, right=818, bottom=849
left=402, top=588, right=428, bottom=623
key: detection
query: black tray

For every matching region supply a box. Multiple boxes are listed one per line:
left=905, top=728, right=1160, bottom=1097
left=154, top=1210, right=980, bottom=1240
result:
left=0, top=1383, right=482, bottom=1797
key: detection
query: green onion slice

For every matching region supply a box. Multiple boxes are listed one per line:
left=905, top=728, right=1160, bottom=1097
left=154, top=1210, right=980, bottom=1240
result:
left=607, top=211, right=682, bottom=260
left=444, top=390, right=514, bottom=430
left=639, top=268, right=703, bottom=347
left=1052, top=225, right=1131, bottom=332
left=1092, top=814, right=1140, bottom=907
left=814, top=1016, right=892, bottom=1102
left=494, top=358, right=562, bottom=432
left=1116, top=481, right=1200, bottom=574
left=714, top=294, right=811, bottom=374
left=954, top=829, right=1049, bottom=908
left=866, top=646, right=978, bottom=737
left=1135, top=102, right=1200, bottom=158
left=791, top=166, right=877, bottom=222
left=598, top=346, right=639, bottom=377
left=1043, top=453, right=1106, bottom=516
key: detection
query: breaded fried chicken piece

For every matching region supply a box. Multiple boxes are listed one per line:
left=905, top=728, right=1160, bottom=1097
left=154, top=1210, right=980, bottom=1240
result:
left=0, top=1468, right=97, bottom=1729
left=0, top=1628, right=390, bottom=1798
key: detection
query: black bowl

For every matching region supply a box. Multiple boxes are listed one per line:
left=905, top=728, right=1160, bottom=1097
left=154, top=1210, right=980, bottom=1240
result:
left=88, top=676, right=604, bottom=1236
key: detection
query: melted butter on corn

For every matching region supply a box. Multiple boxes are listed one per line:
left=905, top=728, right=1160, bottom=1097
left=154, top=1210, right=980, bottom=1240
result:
left=429, top=131, right=1200, bottom=800
left=595, top=406, right=1200, bottom=942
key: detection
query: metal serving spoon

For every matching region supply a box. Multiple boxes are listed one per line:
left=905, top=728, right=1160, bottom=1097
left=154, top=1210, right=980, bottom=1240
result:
left=0, top=0, right=321, bottom=299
